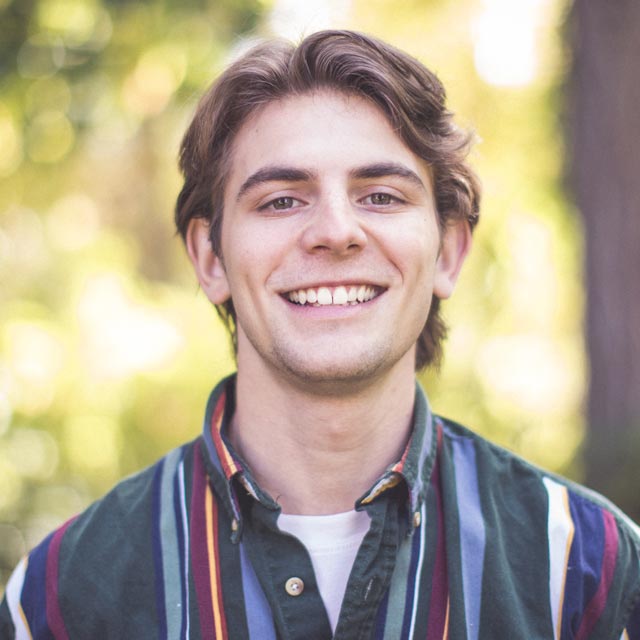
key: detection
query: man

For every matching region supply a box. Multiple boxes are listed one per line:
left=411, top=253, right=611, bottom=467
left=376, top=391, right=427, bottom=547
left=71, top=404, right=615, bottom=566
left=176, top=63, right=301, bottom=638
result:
left=2, top=29, right=640, bottom=639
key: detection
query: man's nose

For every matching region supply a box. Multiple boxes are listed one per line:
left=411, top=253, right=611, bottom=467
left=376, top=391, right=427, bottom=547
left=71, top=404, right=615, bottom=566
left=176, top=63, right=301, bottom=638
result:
left=300, top=195, right=368, bottom=254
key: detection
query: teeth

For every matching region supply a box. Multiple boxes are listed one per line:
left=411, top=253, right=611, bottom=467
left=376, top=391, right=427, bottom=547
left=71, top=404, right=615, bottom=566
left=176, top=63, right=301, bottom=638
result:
left=333, top=286, right=348, bottom=305
left=317, top=287, right=332, bottom=305
left=286, top=285, right=380, bottom=306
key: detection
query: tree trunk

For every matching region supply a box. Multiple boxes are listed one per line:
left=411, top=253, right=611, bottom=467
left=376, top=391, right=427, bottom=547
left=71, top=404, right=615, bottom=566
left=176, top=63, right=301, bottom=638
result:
left=567, top=0, right=640, bottom=521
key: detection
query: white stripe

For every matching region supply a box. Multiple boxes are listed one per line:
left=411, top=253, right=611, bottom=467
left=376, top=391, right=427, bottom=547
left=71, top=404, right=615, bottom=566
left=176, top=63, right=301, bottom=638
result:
left=407, top=500, right=427, bottom=639
left=179, top=459, right=190, bottom=639
left=5, top=557, right=32, bottom=640
left=543, top=477, right=574, bottom=640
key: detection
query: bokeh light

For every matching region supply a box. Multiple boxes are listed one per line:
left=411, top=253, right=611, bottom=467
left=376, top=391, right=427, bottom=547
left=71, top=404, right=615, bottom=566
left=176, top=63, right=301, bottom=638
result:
left=472, top=0, right=551, bottom=87
left=1, top=0, right=589, bottom=593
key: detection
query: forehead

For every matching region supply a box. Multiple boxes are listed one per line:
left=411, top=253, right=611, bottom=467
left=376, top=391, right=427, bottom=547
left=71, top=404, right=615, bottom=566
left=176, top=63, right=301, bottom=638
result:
left=225, top=90, right=426, bottom=189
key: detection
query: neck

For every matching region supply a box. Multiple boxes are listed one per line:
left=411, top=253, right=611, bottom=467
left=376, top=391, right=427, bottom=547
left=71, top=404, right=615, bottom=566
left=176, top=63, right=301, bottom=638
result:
left=229, top=356, right=417, bottom=515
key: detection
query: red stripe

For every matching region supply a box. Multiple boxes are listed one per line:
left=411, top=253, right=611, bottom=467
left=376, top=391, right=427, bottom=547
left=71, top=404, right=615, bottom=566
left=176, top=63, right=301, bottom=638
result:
left=210, top=390, right=237, bottom=479
left=391, top=426, right=413, bottom=474
left=191, top=442, right=216, bottom=636
left=575, top=509, right=619, bottom=640
left=426, top=425, right=448, bottom=639
left=45, top=517, right=76, bottom=640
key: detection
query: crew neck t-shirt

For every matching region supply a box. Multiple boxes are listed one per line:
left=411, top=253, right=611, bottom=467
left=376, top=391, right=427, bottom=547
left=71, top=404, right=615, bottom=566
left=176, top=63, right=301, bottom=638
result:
left=278, top=509, right=371, bottom=633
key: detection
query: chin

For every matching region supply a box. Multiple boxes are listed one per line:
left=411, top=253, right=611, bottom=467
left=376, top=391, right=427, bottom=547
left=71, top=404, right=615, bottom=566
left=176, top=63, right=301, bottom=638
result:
left=270, top=344, right=399, bottom=393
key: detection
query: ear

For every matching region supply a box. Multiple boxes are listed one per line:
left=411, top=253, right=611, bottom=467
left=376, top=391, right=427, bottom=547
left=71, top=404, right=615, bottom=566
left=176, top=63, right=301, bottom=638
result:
left=186, top=218, right=231, bottom=304
left=433, top=218, right=472, bottom=299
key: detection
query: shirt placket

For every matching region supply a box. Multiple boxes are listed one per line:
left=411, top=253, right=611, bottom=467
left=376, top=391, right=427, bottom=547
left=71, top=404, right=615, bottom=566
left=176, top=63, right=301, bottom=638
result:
left=242, top=499, right=334, bottom=640
left=334, top=497, right=408, bottom=640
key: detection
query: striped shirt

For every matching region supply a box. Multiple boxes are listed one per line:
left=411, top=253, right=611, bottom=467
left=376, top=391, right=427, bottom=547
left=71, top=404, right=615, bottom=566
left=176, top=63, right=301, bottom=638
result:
left=2, top=375, right=640, bottom=639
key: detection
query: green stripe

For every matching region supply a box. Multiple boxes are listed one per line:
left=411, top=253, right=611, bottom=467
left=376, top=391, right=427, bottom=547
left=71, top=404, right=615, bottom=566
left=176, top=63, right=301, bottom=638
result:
left=57, top=466, right=159, bottom=636
left=382, top=531, right=413, bottom=639
left=472, top=435, right=553, bottom=637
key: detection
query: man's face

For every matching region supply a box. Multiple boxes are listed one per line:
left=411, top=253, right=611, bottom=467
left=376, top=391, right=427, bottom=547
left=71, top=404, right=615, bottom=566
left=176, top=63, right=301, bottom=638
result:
left=189, top=91, right=468, bottom=390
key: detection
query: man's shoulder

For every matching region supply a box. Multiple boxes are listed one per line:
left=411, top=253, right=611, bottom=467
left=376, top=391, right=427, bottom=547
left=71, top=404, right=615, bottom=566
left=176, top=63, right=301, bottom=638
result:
left=437, top=415, right=640, bottom=637
left=67, top=439, right=197, bottom=538
left=437, top=414, right=640, bottom=545
left=1, top=439, right=200, bottom=638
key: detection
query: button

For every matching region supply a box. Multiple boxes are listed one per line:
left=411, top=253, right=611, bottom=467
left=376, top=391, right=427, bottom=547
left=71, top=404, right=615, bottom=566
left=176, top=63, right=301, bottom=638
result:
left=413, top=511, right=422, bottom=528
left=285, top=577, right=304, bottom=596
left=231, top=519, right=239, bottom=532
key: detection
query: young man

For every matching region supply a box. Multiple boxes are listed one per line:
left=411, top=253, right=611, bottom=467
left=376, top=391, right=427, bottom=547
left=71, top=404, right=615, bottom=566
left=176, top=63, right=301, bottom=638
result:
left=2, top=30, right=640, bottom=639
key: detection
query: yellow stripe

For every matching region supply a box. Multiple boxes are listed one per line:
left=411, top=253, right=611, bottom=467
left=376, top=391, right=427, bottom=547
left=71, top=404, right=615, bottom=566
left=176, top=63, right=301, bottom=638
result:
left=443, top=597, right=450, bottom=639
left=622, top=630, right=630, bottom=640
left=556, top=487, right=575, bottom=639
left=205, top=484, right=224, bottom=639
left=215, top=410, right=239, bottom=476
left=222, top=443, right=238, bottom=475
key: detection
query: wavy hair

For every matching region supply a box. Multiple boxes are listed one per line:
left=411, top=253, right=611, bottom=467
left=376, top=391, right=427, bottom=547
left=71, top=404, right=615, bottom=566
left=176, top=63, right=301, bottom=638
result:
left=175, top=30, right=481, bottom=369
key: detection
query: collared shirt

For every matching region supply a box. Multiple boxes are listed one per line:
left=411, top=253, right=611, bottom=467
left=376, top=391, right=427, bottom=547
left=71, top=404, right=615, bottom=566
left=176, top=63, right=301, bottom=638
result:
left=2, top=375, right=640, bottom=639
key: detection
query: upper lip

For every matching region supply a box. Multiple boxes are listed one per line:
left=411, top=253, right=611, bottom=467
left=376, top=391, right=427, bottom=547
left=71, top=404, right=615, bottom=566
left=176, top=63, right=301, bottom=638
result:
left=278, top=281, right=387, bottom=293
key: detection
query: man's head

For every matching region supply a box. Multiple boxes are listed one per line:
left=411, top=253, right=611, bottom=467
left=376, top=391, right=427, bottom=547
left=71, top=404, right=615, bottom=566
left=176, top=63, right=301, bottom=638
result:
left=176, top=30, right=480, bottom=371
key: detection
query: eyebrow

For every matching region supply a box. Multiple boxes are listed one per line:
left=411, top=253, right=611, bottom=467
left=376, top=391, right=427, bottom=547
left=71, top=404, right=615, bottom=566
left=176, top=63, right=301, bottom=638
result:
left=236, top=166, right=314, bottom=202
left=350, top=162, right=427, bottom=192
left=235, top=161, right=428, bottom=202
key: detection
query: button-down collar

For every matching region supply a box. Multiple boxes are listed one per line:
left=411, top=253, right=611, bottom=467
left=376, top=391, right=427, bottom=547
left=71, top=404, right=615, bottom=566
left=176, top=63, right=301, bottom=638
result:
left=199, top=375, right=437, bottom=541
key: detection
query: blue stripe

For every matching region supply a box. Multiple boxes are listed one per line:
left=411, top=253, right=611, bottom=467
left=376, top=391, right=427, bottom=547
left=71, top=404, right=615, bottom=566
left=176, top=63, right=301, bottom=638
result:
left=561, top=492, right=605, bottom=639
left=21, top=532, right=55, bottom=639
left=374, top=589, right=390, bottom=639
left=451, top=436, right=485, bottom=640
left=239, top=541, right=276, bottom=639
left=151, top=460, right=167, bottom=639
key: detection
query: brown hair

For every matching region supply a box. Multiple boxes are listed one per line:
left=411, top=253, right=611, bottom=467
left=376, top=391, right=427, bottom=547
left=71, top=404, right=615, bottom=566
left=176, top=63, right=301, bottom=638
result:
left=175, top=29, right=480, bottom=370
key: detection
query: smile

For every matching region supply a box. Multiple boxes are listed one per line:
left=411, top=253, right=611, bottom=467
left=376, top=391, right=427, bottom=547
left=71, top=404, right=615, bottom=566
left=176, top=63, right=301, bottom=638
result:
left=285, top=285, right=382, bottom=306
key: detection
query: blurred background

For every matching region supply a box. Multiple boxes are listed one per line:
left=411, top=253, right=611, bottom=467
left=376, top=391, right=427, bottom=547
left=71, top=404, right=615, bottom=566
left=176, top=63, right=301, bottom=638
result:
left=1, top=0, right=639, bottom=592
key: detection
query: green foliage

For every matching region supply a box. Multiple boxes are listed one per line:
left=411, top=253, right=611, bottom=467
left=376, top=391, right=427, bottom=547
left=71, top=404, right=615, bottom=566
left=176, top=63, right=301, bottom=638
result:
left=1, top=0, right=583, bottom=593
left=344, top=0, right=582, bottom=470
left=0, top=0, right=261, bottom=591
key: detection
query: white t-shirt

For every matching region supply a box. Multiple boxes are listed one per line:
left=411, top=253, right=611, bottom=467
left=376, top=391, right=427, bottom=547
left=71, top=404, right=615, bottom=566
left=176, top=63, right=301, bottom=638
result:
left=278, top=509, right=371, bottom=633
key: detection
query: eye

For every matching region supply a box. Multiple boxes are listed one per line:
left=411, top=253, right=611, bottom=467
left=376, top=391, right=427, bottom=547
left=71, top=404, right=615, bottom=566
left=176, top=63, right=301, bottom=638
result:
left=369, top=193, right=393, bottom=205
left=361, top=192, right=403, bottom=207
left=258, top=196, right=299, bottom=212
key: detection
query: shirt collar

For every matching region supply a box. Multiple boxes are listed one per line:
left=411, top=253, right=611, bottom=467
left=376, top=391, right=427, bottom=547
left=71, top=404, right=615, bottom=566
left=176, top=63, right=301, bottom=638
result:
left=356, top=381, right=436, bottom=514
left=200, top=375, right=437, bottom=531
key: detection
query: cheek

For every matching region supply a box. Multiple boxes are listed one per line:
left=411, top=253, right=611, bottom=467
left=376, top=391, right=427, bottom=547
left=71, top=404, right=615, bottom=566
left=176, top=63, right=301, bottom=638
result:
left=380, top=223, right=439, bottom=281
left=221, top=225, right=286, bottom=299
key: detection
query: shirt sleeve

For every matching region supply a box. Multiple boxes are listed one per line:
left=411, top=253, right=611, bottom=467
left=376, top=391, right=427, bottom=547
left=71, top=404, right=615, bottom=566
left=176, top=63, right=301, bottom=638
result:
left=622, top=594, right=640, bottom=639
left=0, top=596, right=16, bottom=640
